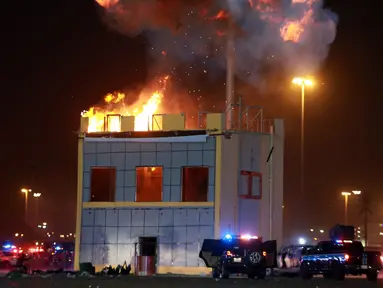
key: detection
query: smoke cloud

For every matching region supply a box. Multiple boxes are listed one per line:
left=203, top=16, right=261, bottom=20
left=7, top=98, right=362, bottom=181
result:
left=97, top=0, right=338, bottom=85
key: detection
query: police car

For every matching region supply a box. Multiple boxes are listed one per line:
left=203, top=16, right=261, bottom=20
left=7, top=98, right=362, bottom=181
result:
left=199, top=234, right=277, bottom=279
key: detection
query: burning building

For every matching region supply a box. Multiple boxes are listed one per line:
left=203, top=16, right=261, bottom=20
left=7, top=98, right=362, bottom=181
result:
left=74, top=92, right=284, bottom=275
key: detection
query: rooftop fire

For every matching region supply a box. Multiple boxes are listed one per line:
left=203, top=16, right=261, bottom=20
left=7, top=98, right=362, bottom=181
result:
left=81, top=76, right=169, bottom=133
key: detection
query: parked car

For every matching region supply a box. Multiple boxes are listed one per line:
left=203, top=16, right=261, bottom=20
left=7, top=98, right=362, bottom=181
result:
left=276, top=244, right=314, bottom=275
left=0, top=250, right=19, bottom=266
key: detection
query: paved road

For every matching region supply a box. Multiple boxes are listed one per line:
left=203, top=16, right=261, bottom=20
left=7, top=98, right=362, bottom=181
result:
left=0, top=276, right=382, bottom=287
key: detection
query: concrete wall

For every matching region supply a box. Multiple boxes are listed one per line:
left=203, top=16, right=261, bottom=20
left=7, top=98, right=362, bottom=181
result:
left=82, top=137, right=216, bottom=202
left=217, top=120, right=284, bottom=245
left=80, top=207, right=214, bottom=266
left=238, top=133, right=262, bottom=236
left=78, top=135, right=217, bottom=271
left=76, top=123, right=284, bottom=271
left=218, top=134, right=240, bottom=236
left=218, top=133, right=262, bottom=237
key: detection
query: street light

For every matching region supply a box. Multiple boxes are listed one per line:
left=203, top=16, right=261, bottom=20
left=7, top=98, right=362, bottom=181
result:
left=342, top=192, right=351, bottom=224
left=33, top=193, right=41, bottom=197
left=292, top=77, right=314, bottom=199
left=342, top=190, right=362, bottom=224
left=21, top=188, right=32, bottom=223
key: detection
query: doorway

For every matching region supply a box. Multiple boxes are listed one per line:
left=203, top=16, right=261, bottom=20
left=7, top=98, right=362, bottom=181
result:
left=139, top=237, right=157, bottom=257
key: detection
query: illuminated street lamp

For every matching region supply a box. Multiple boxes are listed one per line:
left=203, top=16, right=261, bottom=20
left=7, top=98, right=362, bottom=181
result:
left=33, top=193, right=41, bottom=197
left=342, top=192, right=351, bottom=224
left=342, top=190, right=362, bottom=224
left=21, top=188, right=32, bottom=223
left=292, top=77, right=314, bottom=200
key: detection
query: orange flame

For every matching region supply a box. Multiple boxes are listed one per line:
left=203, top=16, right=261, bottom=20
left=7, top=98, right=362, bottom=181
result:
left=82, top=76, right=169, bottom=132
left=280, top=0, right=315, bottom=42
left=96, top=0, right=118, bottom=8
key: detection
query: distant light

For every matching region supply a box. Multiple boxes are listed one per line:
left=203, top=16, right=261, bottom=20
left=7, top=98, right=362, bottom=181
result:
left=342, top=192, right=351, bottom=196
left=314, top=237, right=318, bottom=241
left=3, top=244, right=11, bottom=249
left=379, top=232, right=383, bottom=236
left=357, top=231, right=361, bottom=234
left=15, top=233, right=19, bottom=237
left=310, top=229, right=314, bottom=232
left=319, top=230, right=324, bottom=233
left=299, top=238, right=306, bottom=245
left=42, top=222, right=47, bottom=226
left=352, top=190, right=361, bottom=195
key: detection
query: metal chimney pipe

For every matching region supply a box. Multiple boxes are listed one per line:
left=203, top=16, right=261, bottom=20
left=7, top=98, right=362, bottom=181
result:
left=226, top=19, right=235, bottom=130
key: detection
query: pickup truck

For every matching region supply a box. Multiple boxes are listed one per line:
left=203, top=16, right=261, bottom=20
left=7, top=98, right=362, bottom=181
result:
left=300, top=240, right=382, bottom=281
left=199, top=234, right=277, bottom=279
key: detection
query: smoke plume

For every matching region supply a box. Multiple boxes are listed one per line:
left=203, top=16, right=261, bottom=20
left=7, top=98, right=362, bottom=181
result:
left=96, top=0, right=338, bottom=85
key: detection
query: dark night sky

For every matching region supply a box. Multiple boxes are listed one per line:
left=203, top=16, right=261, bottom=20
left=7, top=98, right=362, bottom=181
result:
left=1, top=0, right=382, bottom=239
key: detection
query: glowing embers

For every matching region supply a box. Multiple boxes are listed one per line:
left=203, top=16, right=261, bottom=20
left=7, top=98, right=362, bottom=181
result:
left=136, top=167, right=162, bottom=202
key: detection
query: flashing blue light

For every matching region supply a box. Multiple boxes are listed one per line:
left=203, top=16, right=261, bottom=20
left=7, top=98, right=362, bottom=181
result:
left=224, top=234, right=232, bottom=240
left=3, top=244, right=11, bottom=249
left=55, top=246, right=62, bottom=251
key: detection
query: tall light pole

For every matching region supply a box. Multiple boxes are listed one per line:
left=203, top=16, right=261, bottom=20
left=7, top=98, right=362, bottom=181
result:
left=341, top=192, right=351, bottom=224
left=292, top=77, right=314, bottom=198
left=33, top=192, right=41, bottom=226
left=21, top=188, right=32, bottom=223
left=342, top=190, right=362, bottom=225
